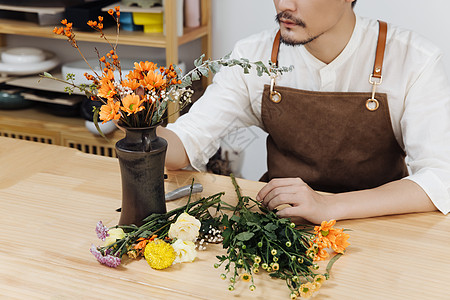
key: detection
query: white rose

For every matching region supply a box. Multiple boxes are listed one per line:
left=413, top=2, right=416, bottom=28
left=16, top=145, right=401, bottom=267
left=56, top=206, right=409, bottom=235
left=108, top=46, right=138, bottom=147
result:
left=104, top=228, right=125, bottom=247
left=168, top=212, right=201, bottom=242
left=172, top=239, right=197, bottom=264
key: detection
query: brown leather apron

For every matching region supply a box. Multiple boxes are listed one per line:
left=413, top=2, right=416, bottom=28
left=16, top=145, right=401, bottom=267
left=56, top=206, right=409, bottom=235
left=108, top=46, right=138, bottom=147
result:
left=261, top=21, right=408, bottom=193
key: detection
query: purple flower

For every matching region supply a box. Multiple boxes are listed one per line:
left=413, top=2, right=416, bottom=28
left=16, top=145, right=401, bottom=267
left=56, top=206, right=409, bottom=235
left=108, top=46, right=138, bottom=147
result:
left=90, top=245, right=122, bottom=268
left=95, top=221, right=109, bottom=241
left=103, top=254, right=122, bottom=268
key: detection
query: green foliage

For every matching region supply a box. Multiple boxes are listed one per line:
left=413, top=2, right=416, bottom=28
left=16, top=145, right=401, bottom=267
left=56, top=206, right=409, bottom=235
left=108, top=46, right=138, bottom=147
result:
left=217, top=174, right=325, bottom=295
left=98, top=190, right=224, bottom=259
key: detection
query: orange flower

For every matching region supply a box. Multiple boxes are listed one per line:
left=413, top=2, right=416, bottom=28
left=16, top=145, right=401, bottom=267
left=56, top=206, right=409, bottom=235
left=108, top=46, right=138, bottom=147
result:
left=122, top=79, right=141, bottom=90
left=87, top=20, right=98, bottom=27
left=313, top=246, right=329, bottom=261
left=314, top=220, right=336, bottom=234
left=121, top=94, right=145, bottom=115
left=134, top=61, right=157, bottom=73
left=97, top=80, right=116, bottom=100
left=108, top=9, right=114, bottom=15
left=99, top=100, right=120, bottom=123
left=98, top=16, right=104, bottom=22
left=331, top=231, right=350, bottom=254
left=134, top=235, right=157, bottom=255
left=142, top=71, right=166, bottom=90
left=101, top=69, right=115, bottom=82
left=126, top=69, right=144, bottom=81
left=61, top=19, right=68, bottom=25
left=314, top=220, right=350, bottom=254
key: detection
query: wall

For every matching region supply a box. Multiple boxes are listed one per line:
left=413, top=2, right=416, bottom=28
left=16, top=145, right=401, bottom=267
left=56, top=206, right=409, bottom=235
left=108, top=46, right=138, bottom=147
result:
left=211, top=0, right=450, bottom=180
left=5, top=1, right=450, bottom=180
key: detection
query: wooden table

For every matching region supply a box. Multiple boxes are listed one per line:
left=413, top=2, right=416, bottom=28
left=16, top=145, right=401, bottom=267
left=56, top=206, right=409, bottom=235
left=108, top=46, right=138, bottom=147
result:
left=1, top=137, right=449, bottom=299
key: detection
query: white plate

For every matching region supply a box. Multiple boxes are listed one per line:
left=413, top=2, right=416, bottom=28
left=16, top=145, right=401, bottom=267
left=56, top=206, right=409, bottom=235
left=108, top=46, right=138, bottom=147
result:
left=0, top=50, right=60, bottom=76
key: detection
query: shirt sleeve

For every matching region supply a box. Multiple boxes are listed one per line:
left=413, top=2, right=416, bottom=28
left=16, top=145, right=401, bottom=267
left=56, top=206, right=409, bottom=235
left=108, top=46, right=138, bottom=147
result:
left=401, top=51, right=450, bottom=214
left=166, top=44, right=262, bottom=171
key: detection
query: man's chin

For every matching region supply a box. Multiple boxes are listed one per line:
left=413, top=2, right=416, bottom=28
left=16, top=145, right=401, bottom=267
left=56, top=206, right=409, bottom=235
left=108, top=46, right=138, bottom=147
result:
left=279, top=29, right=318, bottom=46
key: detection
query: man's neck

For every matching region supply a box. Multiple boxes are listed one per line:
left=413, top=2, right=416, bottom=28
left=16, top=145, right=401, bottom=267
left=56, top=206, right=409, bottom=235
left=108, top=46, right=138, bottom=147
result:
left=304, top=12, right=356, bottom=64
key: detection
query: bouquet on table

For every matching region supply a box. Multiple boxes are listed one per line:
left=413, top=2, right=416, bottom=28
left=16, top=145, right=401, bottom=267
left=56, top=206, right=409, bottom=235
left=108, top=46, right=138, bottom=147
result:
left=91, top=176, right=350, bottom=299
left=45, top=6, right=292, bottom=134
left=49, top=7, right=350, bottom=299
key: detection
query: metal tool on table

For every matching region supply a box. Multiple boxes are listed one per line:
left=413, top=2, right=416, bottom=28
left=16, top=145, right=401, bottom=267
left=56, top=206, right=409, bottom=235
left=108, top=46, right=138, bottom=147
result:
left=115, top=183, right=203, bottom=212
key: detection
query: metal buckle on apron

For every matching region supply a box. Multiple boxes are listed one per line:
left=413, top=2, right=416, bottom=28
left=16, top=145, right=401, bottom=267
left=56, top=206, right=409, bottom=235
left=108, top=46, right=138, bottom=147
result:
left=270, top=76, right=282, bottom=103
left=366, top=74, right=382, bottom=111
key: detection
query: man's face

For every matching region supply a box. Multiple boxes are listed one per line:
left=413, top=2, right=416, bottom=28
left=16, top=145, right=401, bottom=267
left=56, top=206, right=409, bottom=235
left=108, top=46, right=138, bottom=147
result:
left=273, top=0, right=351, bottom=46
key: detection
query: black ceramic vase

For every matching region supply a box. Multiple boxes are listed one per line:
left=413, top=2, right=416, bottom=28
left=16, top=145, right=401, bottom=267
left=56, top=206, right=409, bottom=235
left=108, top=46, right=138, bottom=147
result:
left=115, top=124, right=167, bottom=226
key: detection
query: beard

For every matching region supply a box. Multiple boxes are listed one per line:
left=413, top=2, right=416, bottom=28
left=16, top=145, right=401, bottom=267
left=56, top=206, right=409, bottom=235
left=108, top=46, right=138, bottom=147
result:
left=275, top=11, right=321, bottom=46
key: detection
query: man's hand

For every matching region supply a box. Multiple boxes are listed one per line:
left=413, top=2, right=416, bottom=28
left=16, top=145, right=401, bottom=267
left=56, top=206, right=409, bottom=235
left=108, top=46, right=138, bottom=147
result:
left=256, top=177, right=437, bottom=223
left=256, top=178, right=332, bottom=224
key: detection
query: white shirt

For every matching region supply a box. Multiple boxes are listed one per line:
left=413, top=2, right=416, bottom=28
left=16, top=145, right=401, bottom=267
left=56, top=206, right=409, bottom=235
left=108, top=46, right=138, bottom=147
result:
left=167, top=16, right=450, bottom=214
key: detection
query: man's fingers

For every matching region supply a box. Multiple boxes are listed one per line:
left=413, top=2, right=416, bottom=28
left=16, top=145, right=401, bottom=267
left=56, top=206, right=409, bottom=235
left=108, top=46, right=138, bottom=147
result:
left=257, top=177, right=306, bottom=202
left=262, top=186, right=303, bottom=208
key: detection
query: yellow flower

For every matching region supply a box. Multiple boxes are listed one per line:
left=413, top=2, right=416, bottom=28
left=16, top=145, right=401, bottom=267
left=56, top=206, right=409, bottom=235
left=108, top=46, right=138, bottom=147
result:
left=144, top=239, right=175, bottom=270
left=168, top=212, right=201, bottom=242
left=272, top=263, right=279, bottom=271
left=314, top=274, right=326, bottom=288
left=104, top=228, right=125, bottom=247
left=299, top=282, right=315, bottom=298
left=241, top=273, right=251, bottom=282
left=127, top=250, right=138, bottom=259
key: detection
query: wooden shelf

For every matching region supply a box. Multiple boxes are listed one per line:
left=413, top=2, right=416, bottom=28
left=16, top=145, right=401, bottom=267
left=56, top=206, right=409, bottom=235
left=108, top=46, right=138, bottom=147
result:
left=0, top=107, right=125, bottom=157
left=0, top=18, right=209, bottom=48
left=0, top=0, right=211, bottom=149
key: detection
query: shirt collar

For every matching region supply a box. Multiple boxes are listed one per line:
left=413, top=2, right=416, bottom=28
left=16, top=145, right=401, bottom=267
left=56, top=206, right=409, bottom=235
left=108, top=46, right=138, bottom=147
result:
left=298, top=15, right=364, bottom=71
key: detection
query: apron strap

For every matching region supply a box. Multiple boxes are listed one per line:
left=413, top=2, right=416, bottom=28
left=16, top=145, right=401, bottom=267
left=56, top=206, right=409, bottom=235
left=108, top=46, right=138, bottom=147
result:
left=372, top=20, right=388, bottom=79
left=270, top=20, right=388, bottom=77
left=271, top=30, right=281, bottom=66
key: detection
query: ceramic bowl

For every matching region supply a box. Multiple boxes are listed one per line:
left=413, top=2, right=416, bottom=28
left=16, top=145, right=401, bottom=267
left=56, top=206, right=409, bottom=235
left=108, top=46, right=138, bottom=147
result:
left=85, top=120, right=118, bottom=135
left=1, top=47, right=46, bottom=64
left=0, top=90, right=33, bottom=109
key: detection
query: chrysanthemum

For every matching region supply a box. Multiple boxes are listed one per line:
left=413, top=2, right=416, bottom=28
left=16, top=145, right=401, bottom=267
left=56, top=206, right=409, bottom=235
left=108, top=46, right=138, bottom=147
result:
left=331, top=231, right=350, bottom=254
left=97, top=80, right=116, bottom=100
left=299, top=282, right=315, bottom=298
left=99, top=100, right=120, bottom=123
left=121, top=79, right=141, bottom=91
left=125, top=69, right=144, bottom=81
left=121, top=94, right=145, bottom=115
left=313, top=274, right=326, bottom=288
left=144, top=239, right=176, bottom=270
left=142, top=71, right=166, bottom=90
left=95, top=221, right=109, bottom=241
left=90, top=245, right=121, bottom=268
left=134, top=61, right=157, bottom=73
left=241, top=273, right=251, bottom=282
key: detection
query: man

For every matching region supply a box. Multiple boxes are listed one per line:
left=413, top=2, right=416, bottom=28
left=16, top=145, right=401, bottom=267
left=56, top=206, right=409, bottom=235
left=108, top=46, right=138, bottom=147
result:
left=159, top=0, right=450, bottom=223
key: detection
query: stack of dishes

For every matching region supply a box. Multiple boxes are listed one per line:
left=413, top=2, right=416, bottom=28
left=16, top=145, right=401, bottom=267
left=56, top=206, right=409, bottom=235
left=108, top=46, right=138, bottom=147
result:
left=0, top=47, right=59, bottom=76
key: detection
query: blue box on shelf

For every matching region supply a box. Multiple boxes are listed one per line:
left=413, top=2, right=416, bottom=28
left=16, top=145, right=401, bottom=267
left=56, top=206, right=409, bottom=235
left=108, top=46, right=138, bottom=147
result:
left=120, top=12, right=144, bottom=32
